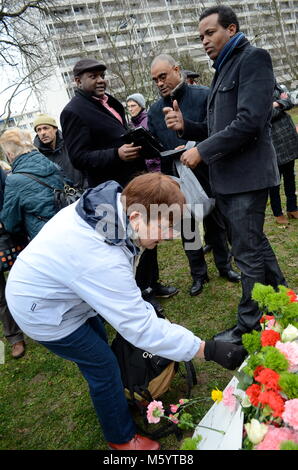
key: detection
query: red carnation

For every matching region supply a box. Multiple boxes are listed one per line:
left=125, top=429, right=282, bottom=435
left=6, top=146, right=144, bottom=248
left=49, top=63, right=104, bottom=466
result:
left=260, top=315, right=275, bottom=324
left=254, top=367, right=281, bottom=392
left=246, top=384, right=261, bottom=407
left=261, top=329, right=281, bottom=347
left=258, top=390, right=285, bottom=418
left=254, top=365, right=265, bottom=380
left=286, top=289, right=298, bottom=303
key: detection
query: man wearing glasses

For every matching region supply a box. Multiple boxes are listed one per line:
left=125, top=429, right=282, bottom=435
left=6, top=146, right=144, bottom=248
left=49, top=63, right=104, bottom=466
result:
left=148, top=54, right=240, bottom=297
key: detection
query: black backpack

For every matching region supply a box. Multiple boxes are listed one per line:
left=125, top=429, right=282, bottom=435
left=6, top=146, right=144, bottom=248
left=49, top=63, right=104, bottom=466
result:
left=15, top=172, right=83, bottom=213
left=111, top=332, right=197, bottom=438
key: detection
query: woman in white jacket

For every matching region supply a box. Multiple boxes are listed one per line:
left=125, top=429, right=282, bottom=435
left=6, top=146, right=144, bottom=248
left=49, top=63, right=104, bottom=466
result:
left=6, top=173, right=246, bottom=450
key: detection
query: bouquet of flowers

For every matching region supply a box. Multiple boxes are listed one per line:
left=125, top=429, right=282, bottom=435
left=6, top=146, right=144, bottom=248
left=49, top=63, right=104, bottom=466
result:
left=146, top=284, right=298, bottom=450
left=236, top=284, right=298, bottom=450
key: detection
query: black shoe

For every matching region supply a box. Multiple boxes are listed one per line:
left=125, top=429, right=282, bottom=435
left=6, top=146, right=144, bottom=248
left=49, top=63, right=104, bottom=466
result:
left=154, top=282, right=179, bottom=298
left=142, top=288, right=164, bottom=317
left=203, top=244, right=212, bottom=255
left=219, top=269, right=241, bottom=283
left=212, top=325, right=245, bottom=345
left=189, top=276, right=209, bottom=296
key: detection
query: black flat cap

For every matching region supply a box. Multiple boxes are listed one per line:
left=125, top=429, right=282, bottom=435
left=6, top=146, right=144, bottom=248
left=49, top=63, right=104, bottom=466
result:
left=183, top=70, right=200, bottom=79
left=73, top=59, right=106, bottom=77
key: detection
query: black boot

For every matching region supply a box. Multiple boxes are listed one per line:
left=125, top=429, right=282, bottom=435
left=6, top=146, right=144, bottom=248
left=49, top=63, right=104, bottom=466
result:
left=189, top=276, right=209, bottom=296
left=142, top=288, right=165, bottom=318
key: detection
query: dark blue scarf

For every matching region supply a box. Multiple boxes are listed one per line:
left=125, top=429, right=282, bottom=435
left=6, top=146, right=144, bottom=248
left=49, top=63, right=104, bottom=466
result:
left=213, top=32, right=245, bottom=73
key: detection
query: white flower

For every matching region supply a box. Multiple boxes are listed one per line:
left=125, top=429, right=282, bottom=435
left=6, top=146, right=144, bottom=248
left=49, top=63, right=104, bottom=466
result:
left=241, top=394, right=252, bottom=408
left=245, top=419, right=268, bottom=445
left=281, top=324, right=298, bottom=342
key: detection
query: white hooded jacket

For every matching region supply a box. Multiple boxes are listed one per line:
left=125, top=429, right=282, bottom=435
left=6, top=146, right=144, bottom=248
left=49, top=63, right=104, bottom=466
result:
left=5, top=181, right=201, bottom=362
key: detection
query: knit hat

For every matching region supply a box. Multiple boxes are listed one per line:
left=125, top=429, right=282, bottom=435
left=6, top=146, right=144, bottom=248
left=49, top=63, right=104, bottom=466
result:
left=33, top=114, right=58, bottom=131
left=73, top=58, right=106, bottom=77
left=126, top=93, right=146, bottom=109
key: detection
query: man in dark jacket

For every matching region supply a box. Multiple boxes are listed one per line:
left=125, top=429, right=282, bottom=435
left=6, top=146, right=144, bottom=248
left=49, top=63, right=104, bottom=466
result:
left=33, top=114, right=84, bottom=188
left=149, top=54, right=240, bottom=296
left=164, top=5, right=286, bottom=343
left=60, top=59, right=177, bottom=313
left=60, top=59, right=146, bottom=188
left=269, top=81, right=298, bottom=224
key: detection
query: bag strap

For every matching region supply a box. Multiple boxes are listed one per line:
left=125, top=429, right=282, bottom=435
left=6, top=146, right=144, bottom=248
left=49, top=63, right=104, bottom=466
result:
left=14, top=172, right=56, bottom=222
left=14, top=172, right=58, bottom=191
left=177, top=361, right=197, bottom=398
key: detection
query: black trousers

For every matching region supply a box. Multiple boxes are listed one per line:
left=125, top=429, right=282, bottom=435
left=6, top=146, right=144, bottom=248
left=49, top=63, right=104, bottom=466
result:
left=216, top=188, right=286, bottom=332
left=269, top=160, right=298, bottom=216
left=181, top=206, right=232, bottom=280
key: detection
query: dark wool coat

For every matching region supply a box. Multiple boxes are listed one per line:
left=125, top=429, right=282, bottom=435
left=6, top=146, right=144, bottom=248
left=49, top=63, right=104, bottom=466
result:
left=0, top=150, right=64, bottom=239
left=271, top=83, right=298, bottom=166
left=182, top=38, right=280, bottom=195
left=60, top=90, right=146, bottom=188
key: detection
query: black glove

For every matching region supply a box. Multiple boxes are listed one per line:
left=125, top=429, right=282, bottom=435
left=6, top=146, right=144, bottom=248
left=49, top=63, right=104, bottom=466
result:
left=204, top=340, right=247, bottom=370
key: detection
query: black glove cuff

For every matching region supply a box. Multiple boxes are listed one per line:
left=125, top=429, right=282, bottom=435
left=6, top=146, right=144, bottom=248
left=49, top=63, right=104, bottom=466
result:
left=204, top=340, right=247, bottom=370
left=204, top=340, right=215, bottom=362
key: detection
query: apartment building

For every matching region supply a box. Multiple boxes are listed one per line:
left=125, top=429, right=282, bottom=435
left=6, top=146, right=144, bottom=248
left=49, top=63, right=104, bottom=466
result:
left=45, top=0, right=297, bottom=100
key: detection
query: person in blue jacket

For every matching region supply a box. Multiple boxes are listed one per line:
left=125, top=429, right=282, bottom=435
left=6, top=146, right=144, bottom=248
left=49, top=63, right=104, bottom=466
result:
left=0, top=128, right=64, bottom=240
left=0, top=166, right=26, bottom=358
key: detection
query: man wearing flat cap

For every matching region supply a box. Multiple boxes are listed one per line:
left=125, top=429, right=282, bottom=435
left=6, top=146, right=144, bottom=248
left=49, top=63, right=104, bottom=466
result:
left=183, top=70, right=200, bottom=85
left=33, top=113, right=84, bottom=188
left=60, top=58, right=146, bottom=188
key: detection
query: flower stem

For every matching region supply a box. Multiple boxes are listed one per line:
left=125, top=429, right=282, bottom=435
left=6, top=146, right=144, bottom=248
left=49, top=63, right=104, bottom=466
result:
left=196, top=424, right=225, bottom=435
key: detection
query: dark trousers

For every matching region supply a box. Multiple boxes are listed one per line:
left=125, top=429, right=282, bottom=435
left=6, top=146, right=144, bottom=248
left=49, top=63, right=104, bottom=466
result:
left=181, top=207, right=232, bottom=280
left=0, top=271, right=24, bottom=345
left=269, top=160, right=298, bottom=216
left=216, top=189, right=286, bottom=332
left=135, top=247, right=159, bottom=291
left=39, top=316, right=136, bottom=444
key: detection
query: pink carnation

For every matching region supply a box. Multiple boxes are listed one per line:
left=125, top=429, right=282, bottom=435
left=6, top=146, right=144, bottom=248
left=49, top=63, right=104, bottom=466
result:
left=276, top=341, right=298, bottom=372
left=282, top=399, right=298, bottom=431
left=146, top=400, right=164, bottom=424
left=222, top=385, right=237, bottom=413
left=170, top=404, right=179, bottom=413
left=255, top=425, right=298, bottom=450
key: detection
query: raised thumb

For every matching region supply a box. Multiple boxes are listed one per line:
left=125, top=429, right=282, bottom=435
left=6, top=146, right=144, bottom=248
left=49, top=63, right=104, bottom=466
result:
left=173, top=99, right=180, bottom=112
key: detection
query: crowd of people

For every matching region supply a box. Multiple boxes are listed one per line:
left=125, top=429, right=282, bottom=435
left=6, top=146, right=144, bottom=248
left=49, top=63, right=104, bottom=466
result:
left=0, top=4, right=297, bottom=451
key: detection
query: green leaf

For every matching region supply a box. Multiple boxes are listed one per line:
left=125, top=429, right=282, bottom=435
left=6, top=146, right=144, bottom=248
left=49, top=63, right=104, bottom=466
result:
left=180, top=435, right=202, bottom=450
left=234, top=370, right=254, bottom=391
left=280, top=440, right=298, bottom=450
left=178, top=412, right=195, bottom=430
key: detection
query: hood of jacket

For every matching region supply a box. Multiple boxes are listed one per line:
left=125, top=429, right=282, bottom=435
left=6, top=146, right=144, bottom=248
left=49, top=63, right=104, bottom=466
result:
left=12, top=150, right=61, bottom=178
left=75, top=180, right=139, bottom=255
left=34, top=130, right=64, bottom=156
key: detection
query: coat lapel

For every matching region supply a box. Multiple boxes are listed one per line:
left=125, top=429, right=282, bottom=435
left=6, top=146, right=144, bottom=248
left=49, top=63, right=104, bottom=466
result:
left=208, top=54, right=238, bottom=107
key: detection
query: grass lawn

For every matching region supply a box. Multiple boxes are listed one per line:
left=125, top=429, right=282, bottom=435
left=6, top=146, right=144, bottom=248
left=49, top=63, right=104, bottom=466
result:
left=289, top=105, right=298, bottom=125
left=0, top=163, right=297, bottom=451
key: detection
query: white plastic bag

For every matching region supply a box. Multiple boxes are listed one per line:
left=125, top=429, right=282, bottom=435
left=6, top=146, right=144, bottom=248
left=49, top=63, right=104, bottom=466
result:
left=172, top=157, right=215, bottom=221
